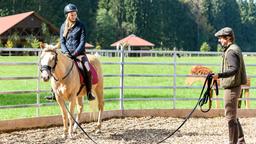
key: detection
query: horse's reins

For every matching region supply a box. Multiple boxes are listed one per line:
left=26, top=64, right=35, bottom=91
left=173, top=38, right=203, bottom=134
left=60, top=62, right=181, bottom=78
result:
left=157, top=73, right=218, bottom=144
left=64, top=103, right=97, bottom=144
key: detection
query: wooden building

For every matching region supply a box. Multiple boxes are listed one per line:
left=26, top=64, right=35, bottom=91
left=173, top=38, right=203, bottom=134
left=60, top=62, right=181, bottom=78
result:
left=0, top=11, right=59, bottom=47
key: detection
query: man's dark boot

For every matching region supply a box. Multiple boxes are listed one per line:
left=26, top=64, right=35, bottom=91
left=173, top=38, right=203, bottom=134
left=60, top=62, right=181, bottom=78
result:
left=228, top=120, right=238, bottom=144
left=84, top=69, right=95, bottom=101
left=237, top=119, right=246, bottom=144
left=44, top=89, right=56, bottom=101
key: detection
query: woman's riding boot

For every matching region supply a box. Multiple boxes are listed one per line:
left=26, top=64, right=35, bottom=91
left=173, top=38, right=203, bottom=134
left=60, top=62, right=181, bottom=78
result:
left=44, top=89, right=56, bottom=101
left=84, top=70, right=95, bottom=101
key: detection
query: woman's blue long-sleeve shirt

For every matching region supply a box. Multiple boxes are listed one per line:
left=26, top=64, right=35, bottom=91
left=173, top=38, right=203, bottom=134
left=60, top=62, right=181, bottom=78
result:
left=60, top=20, right=86, bottom=56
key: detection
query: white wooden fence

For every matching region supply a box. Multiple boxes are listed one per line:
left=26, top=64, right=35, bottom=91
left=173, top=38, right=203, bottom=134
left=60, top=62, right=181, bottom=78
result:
left=1, top=47, right=256, bottom=117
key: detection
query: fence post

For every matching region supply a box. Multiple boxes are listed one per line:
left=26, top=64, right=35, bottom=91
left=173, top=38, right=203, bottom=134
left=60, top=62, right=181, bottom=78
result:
left=173, top=47, right=177, bottom=109
left=36, top=51, right=41, bottom=117
left=119, top=44, right=125, bottom=112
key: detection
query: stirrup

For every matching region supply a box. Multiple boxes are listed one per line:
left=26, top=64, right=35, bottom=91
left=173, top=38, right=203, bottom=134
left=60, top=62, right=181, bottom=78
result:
left=44, top=94, right=56, bottom=101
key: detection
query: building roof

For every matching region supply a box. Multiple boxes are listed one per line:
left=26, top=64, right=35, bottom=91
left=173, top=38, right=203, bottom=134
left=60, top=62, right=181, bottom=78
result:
left=110, top=34, right=155, bottom=47
left=0, top=11, right=58, bottom=35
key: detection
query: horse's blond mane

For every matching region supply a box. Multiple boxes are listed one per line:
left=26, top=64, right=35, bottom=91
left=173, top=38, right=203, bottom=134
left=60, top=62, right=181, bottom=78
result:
left=40, top=42, right=60, bottom=52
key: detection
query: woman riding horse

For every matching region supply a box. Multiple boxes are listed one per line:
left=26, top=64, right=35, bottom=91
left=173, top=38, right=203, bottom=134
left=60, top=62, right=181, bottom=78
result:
left=40, top=43, right=104, bottom=138
left=45, top=3, right=95, bottom=101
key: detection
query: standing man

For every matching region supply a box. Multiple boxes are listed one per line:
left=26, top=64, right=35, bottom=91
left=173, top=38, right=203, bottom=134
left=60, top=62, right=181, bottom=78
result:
left=45, top=3, right=95, bottom=101
left=213, top=27, right=247, bottom=144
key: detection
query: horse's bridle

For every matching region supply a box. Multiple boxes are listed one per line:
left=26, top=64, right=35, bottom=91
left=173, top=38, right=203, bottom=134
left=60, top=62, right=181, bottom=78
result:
left=40, top=51, right=58, bottom=72
left=40, top=50, right=74, bottom=81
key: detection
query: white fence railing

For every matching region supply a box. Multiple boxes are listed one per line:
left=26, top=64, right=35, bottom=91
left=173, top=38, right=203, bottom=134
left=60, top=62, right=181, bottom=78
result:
left=0, top=48, right=256, bottom=116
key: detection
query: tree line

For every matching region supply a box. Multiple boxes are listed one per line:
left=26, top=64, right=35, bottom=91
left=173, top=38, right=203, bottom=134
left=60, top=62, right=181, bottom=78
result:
left=1, top=0, right=256, bottom=51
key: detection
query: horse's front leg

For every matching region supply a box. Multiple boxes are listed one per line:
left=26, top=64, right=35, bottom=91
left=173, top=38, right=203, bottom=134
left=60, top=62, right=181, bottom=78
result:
left=68, top=97, right=76, bottom=138
left=56, top=96, right=68, bottom=138
left=73, top=96, right=84, bottom=132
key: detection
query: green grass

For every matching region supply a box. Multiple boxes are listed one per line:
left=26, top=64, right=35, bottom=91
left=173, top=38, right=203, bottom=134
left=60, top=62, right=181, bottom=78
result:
left=0, top=55, right=256, bottom=120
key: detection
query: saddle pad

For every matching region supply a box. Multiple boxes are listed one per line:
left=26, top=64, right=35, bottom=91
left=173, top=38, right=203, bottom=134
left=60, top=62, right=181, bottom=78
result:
left=89, top=63, right=98, bottom=85
left=75, top=62, right=98, bottom=85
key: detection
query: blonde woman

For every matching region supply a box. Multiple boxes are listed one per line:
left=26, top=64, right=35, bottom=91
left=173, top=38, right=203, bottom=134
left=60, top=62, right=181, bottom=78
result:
left=45, top=3, right=95, bottom=101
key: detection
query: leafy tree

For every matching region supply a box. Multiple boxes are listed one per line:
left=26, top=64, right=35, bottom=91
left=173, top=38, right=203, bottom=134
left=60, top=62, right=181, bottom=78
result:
left=188, top=0, right=214, bottom=49
left=123, top=0, right=138, bottom=36
left=25, top=35, right=36, bottom=48
left=0, top=39, right=4, bottom=47
left=7, top=32, right=20, bottom=48
left=0, top=8, right=9, bottom=16
left=95, top=8, right=117, bottom=49
left=41, top=23, right=51, bottom=43
left=158, top=0, right=197, bottom=50
left=5, top=39, right=14, bottom=48
left=238, top=0, right=256, bottom=51
left=196, top=0, right=242, bottom=51
left=200, top=42, right=210, bottom=52
left=25, top=35, right=40, bottom=48
left=217, top=44, right=222, bottom=52
left=31, top=38, right=40, bottom=48
left=108, top=0, right=125, bottom=38
left=95, top=42, right=102, bottom=50
left=3, top=0, right=256, bottom=51
left=238, top=0, right=249, bottom=23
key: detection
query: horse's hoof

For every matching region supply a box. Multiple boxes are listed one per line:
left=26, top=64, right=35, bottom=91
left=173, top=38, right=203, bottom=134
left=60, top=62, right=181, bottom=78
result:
left=68, top=134, right=74, bottom=139
left=62, top=134, right=67, bottom=139
left=95, top=129, right=101, bottom=134
left=73, top=129, right=78, bottom=134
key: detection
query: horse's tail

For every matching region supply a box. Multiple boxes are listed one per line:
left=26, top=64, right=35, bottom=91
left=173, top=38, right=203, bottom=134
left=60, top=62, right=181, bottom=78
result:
left=87, top=54, right=104, bottom=119
left=88, top=94, right=99, bottom=121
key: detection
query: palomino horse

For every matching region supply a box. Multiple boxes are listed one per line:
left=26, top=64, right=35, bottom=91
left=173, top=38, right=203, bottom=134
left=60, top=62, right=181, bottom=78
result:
left=39, top=43, right=104, bottom=138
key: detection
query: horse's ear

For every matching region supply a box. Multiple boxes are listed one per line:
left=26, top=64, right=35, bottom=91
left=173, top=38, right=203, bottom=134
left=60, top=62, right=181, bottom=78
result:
left=40, top=42, right=45, bottom=49
left=53, top=42, right=61, bottom=49
left=40, top=42, right=54, bottom=50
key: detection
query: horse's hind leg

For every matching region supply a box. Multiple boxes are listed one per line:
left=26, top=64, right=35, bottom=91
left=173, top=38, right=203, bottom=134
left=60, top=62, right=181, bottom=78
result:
left=95, top=84, right=104, bottom=133
left=73, top=96, right=84, bottom=132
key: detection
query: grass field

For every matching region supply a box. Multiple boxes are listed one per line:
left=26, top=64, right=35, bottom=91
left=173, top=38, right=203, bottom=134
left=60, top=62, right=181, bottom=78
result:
left=0, top=54, right=256, bottom=120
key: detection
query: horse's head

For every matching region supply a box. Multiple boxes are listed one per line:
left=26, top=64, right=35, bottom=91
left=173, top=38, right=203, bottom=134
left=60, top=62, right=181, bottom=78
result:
left=39, top=43, right=59, bottom=82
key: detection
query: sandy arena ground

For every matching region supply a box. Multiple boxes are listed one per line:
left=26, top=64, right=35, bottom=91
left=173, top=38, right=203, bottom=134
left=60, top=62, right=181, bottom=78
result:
left=0, top=117, right=255, bottom=144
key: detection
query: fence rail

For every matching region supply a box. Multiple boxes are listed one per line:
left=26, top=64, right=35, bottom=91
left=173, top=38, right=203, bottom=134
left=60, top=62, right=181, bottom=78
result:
left=0, top=48, right=256, bottom=117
